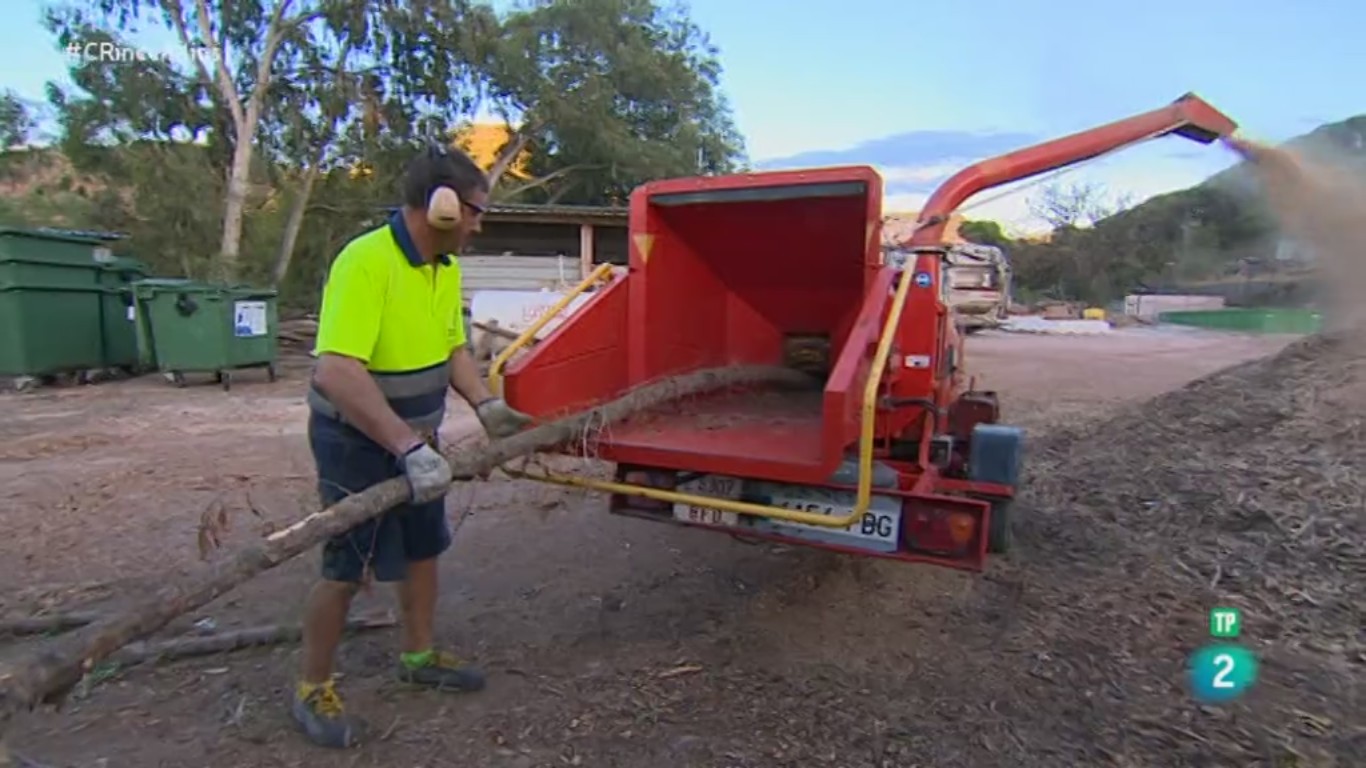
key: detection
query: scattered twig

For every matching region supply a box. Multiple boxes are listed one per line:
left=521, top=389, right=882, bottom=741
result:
left=655, top=664, right=703, bottom=680
left=0, top=747, right=54, bottom=768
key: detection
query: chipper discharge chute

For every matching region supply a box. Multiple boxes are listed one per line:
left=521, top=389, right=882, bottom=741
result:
left=490, top=93, right=1237, bottom=571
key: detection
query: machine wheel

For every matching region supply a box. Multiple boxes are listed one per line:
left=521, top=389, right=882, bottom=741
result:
left=170, top=371, right=187, bottom=388
left=266, top=363, right=277, bottom=382
left=220, top=371, right=233, bottom=391
left=986, top=499, right=1013, bottom=554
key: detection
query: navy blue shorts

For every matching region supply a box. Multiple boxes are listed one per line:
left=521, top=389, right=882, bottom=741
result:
left=308, top=412, right=452, bottom=583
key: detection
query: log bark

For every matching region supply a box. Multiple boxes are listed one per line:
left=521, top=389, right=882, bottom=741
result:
left=0, top=613, right=103, bottom=639
left=0, top=366, right=814, bottom=721
left=108, top=615, right=395, bottom=668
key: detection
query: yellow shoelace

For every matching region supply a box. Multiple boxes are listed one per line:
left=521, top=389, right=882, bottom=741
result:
left=432, top=651, right=466, bottom=669
left=304, top=682, right=345, bottom=717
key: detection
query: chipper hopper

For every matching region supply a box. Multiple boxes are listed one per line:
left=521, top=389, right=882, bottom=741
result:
left=489, top=94, right=1237, bottom=571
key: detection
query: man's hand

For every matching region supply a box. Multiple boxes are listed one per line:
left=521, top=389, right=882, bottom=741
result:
left=398, top=443, right=453, bottom=503
left=475, top=397, right=533, bottom=439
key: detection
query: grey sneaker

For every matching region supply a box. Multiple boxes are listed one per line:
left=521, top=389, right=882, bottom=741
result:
left=290, top=680, right=364, bottom=748
left=396, top=650, right=486, bottom=691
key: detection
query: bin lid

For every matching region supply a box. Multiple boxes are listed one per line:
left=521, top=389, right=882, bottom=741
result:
left=131, top=278, right=278, bottom=300
left=0, top=251, right=111, bottom=266
left=131, top=277, right=205, bottom=295
left=0, top=226, right=128, bottom=244
left=224, top=284, right=280, bottom=299
left=102, top=256, right=150, bottom=273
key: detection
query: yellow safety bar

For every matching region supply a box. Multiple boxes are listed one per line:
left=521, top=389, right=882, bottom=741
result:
left=487, top=262, right=617, bottom=397
left=500, top=265, right=919, bottom=530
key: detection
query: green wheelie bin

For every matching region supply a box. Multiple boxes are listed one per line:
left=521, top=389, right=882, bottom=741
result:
left=0, top=226, right=123, bottom=266
left=0, top=250, right=106, bottom=379
left=97, top=257, right=150, bottom=372
left=132, top=279, right=280, bottom=391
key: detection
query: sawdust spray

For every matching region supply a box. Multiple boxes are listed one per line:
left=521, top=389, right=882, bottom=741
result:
left=1222, top=136, right=1366, bottom=334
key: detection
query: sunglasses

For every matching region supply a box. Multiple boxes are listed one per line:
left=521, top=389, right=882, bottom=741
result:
left=462, top=199, right=487, bottom=216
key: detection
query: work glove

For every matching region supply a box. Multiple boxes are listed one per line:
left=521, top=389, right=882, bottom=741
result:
left=398, top=443, right=453, bottom=503
left=475, top=397, right=533, bottom=439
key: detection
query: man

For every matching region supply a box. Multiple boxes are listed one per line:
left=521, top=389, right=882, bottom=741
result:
left=293, top=143, right=532, bottom=748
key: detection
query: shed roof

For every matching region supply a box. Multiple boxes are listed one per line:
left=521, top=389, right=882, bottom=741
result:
left=379, top=203, right=628, bottom=227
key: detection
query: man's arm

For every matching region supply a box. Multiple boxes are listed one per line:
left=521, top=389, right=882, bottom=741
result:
left=448, top=344, right=494, bottom=407
left=312, top=250, right=423, bottom=457
left=314, top=354, right=424, bottom=456
left=446, top=305, right=532, bottom=439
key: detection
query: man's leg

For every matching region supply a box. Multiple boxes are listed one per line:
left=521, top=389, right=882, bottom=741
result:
left=392, top=499, right=484, bottom=691
left=300, top=578, right=359, bottom=684
left=397, top=556, right=439, bottom=655
left=291, top=524, right=396, bottom=749
left=293, top=413, right=401, bottom=748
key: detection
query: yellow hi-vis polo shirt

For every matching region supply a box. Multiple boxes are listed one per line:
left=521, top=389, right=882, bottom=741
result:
left=307, top=211, right=467, bottom=433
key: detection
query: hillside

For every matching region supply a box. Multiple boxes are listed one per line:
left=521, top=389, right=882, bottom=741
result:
left=1206, top=115, right=1366, bottom=194
left=1109, top=113, right=1366, bottom=270
left=1000, top=114, right=1366, bottom=304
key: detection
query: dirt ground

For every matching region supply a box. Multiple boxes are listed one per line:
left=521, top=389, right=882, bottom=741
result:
left=0, top=327, right=1314, bottom=767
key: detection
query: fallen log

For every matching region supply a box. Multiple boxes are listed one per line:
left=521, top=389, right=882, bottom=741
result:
left=0, top=613, right=103, bottom=639
left=107, top=614, right=395, bottom=668
left=0, top=365, right=814, bottom=723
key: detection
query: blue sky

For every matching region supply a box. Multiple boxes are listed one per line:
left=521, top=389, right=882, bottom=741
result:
left=3, top=0, right=1362, bottom=231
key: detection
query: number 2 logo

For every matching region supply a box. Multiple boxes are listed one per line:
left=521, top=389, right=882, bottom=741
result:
left=1188, top=644, right=1256, bottom=703
left=1211, top=653, right=1235, bottom=689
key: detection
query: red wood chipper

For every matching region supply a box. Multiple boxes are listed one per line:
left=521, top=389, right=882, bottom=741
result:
left=488, top=93, right=1237, bottom=571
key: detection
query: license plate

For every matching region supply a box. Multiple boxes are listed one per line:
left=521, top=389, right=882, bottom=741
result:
left=671, top=474, right=742, bottom=527
left=765, top=486, right=901, bottom=548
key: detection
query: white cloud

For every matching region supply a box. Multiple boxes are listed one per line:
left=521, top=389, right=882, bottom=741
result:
left=881, top=192, right=930, bottom=214
left=871, top=138, right=1240, bottom=236
left=877, top=163, right=964, bottom=185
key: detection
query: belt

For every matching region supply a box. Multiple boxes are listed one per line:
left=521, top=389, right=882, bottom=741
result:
left=307, top=387, right=445, bottom=433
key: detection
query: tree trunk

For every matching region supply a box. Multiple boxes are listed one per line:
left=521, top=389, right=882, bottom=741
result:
left=486, top=130, right=533, bottom=192
left=270, top=160, right=322, bottom=287
left=0, top=366, right=814, bottom=724
left=217, top=126, right=258, bottom=282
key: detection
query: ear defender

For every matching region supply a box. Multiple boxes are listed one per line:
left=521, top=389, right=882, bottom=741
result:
left=427, top=185, right=462, bottom=230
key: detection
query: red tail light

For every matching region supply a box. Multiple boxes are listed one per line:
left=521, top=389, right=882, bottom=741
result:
left=902, top=503, right=979, bottom=557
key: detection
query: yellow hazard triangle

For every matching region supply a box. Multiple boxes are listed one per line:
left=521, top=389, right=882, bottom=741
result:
left=633, top=233, right=655, bottom=265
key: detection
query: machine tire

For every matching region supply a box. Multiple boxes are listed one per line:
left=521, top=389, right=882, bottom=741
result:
left=986, top=499, right=1012, bottom=554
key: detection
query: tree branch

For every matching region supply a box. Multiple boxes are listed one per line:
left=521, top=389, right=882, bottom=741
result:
left=164, top=0, right=233, bottom=122
left=245, top=1, right=324, bottom=132
left=187, top=0, right=244, bottom=125
left=497, top=163, right=599, bottom=200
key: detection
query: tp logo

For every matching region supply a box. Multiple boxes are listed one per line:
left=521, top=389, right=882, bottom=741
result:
left=1188, top=607, right=1258, bottom=703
